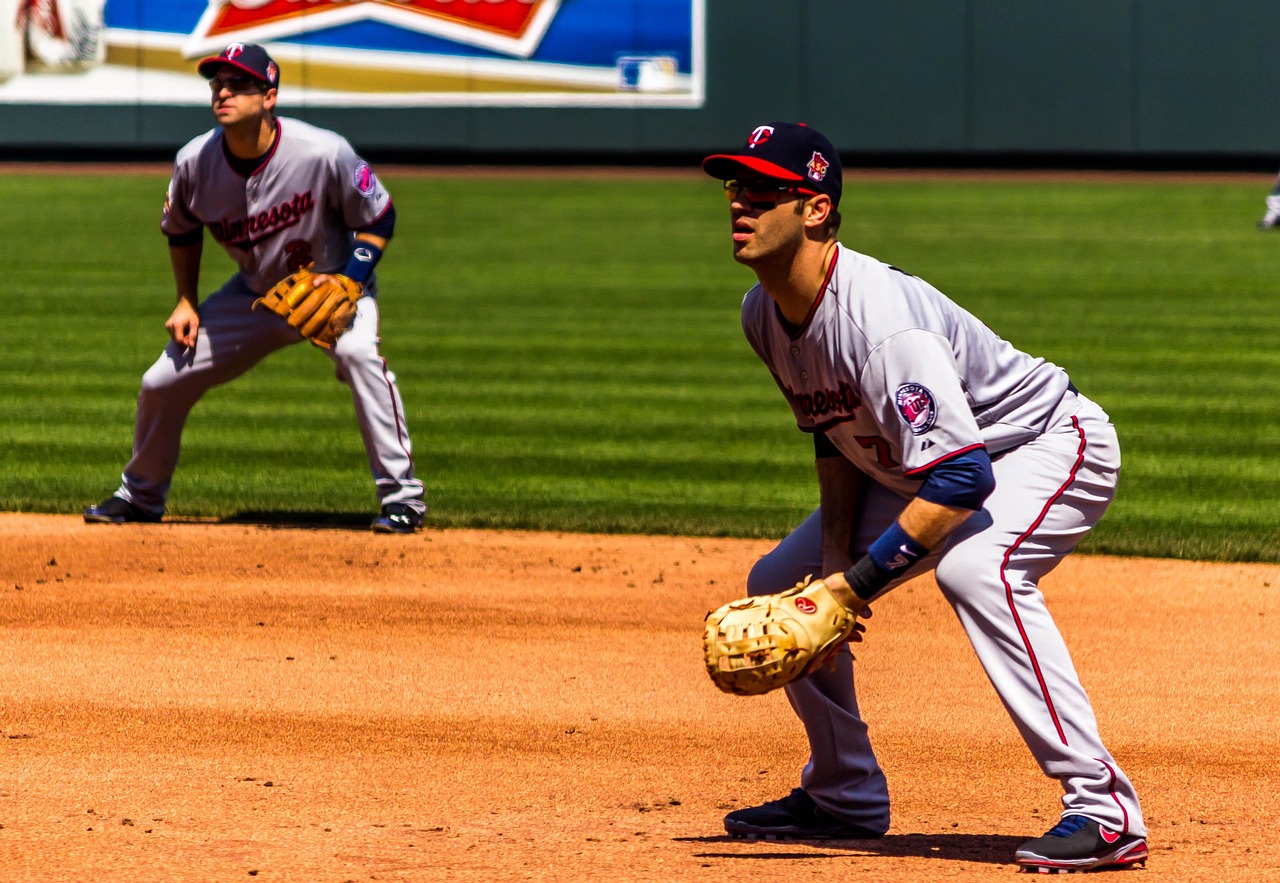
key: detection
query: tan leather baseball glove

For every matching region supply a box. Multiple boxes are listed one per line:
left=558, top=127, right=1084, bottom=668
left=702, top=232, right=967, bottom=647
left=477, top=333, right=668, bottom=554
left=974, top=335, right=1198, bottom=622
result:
left=703, top=576, right=863, bottom=696
left=253, top=265, right=363, bottom=349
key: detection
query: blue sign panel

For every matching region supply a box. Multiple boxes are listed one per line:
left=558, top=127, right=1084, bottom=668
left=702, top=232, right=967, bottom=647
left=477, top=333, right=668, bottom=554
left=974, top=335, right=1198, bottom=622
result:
left=0, top=0, right=705, bottom=107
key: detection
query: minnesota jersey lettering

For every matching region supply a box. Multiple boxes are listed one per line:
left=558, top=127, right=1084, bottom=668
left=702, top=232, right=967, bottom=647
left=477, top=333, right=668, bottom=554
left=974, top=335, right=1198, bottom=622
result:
left=162, top=117, right=391, bottom=297
left=207, top=190, right=314, bottom=249
left=779, top=378, right=861, bottom=422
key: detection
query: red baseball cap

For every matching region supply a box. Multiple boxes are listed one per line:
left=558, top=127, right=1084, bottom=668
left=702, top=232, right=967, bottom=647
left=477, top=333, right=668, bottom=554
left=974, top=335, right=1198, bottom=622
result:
left=703, top=121, right=842, bottom=207
left=198, top=42, right=280, bottom=89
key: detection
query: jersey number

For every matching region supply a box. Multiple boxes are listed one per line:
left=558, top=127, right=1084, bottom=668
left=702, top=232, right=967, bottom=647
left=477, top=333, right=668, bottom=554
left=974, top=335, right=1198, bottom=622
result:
left=854, top=435, right=900, bottom=468
left=284, top=239, right=314, bottom=273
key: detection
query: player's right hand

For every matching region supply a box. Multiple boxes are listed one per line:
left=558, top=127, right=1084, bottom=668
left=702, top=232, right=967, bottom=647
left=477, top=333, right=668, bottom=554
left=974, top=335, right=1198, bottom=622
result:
left=166, top=299, right=200, bottom=349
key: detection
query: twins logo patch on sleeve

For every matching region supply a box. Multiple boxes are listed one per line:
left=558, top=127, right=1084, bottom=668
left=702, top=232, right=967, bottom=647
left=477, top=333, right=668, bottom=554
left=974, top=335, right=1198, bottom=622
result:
left=353, top=161, right=377, bottom=196
left=895, top=383, right=937, bottom=435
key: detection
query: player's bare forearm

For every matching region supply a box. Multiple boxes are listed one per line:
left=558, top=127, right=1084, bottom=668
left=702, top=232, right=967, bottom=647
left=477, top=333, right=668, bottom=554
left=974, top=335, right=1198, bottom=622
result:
left=823, top=497, right=975, bottom=611
left=354, top=232, right=387, bottom=251
left=897, top=497, right=975, bottom=548
left=166, top=243, right=203, bottom=348
left=311, top=232, right=388, bottom=289
left=168, top=242, right=203, bottom=308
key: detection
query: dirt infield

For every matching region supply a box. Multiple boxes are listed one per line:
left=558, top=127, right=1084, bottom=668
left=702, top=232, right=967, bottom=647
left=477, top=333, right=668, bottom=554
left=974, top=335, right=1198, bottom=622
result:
left=1, top=514, right=1277, bottom=882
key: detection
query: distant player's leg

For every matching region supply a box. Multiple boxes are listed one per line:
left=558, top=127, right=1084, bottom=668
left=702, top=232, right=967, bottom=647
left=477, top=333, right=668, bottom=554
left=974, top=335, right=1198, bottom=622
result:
left=327, top=296, right=426, bottom=532
left=931, top=397, right=1146, bottom=871
left=1260, top=171, right=1280, bottom=229
left=96, top=283, right=299, bottom=518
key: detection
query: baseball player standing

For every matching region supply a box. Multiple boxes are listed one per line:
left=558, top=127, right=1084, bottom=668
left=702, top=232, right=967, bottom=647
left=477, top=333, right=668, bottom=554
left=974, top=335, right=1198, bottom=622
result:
left=700, top=122, right=1148, bottom=872
left=1258, top=169, right=1280, bottom=229
left=84, top=43, right=426, bottom=533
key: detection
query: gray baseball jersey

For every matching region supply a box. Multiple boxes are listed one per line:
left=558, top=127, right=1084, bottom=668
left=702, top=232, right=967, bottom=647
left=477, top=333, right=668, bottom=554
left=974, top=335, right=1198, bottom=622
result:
left=740, top=242, right=1144, bottom=839
left=743, top=242, right=1072, bottom=494
left=162, top=116, right=391, bottom=295
left=106, top=116, right=424, bottom=519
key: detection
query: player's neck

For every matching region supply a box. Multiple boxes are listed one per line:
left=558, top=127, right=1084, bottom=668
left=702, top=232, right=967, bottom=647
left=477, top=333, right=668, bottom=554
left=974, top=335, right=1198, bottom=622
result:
left=756, top=240, right=838, bottom=326
left=223, top=116, right=278, bottom=160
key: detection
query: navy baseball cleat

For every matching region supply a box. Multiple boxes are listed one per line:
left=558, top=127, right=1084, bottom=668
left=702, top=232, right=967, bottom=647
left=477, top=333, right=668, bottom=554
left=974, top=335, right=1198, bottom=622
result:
left=371, top=502, right=423, bottom=534
left=83, top=496, right=163, bottom=524
left=1015, top=814, right=1148, bottom=873
left=724, top=788, right=884, bottom=840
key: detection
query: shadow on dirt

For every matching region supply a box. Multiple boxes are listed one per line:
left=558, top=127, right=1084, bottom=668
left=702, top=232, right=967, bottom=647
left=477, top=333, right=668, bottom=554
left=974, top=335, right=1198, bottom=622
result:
left=218, top=511, right=372, bottom=530
left=680, top=832, right=1027, bottom=866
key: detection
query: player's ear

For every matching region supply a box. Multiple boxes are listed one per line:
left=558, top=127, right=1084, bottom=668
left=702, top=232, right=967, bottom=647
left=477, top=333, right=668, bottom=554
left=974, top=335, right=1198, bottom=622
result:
left=803, top=194, right=834, bottom=231
left=262, top=87, right=278, bottom=111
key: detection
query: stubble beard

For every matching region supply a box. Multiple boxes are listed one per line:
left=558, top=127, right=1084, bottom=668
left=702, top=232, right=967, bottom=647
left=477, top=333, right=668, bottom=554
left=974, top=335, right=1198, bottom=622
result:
left=734, top=226, right=803, bottom=274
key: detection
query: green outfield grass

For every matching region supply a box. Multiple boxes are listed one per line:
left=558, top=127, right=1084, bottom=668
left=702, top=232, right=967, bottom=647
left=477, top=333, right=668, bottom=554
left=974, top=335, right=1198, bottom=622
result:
left=2, top=169, right=1276, bottom=562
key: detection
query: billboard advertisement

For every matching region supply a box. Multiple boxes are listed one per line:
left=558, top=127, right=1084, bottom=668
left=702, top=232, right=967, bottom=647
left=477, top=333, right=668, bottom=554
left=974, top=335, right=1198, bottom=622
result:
left=0, top=0, right=705, bottom=107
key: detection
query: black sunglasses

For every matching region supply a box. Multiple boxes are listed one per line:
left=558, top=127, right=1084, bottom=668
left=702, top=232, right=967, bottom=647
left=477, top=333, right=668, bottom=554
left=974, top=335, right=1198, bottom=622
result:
left=723, top=179, right=817, bottom=208
left=209, top=74, right=266, bottom=94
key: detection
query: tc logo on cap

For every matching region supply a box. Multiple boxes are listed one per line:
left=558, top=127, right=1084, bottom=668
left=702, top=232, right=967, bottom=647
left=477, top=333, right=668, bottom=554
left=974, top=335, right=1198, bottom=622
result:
left=747, top=125, right=775, bottom=148
left=224, top=42, right=244, bottom=60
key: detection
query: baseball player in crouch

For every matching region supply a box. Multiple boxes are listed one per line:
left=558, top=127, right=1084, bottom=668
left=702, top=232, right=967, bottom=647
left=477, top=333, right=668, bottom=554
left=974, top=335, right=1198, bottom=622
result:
left=701, top=122, right=1147, bottom=872
left=84, top=43, right=426, bottom=533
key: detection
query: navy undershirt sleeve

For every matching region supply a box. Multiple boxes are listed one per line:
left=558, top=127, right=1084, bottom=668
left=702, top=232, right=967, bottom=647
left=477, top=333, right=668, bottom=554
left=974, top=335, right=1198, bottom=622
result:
left=916, top=448, right=995, bottom=510
left=813, top=431, right=842, bottom=459
left=167, top=227, right=204, bottom=248
left=359, top=202, right=396, bottom=241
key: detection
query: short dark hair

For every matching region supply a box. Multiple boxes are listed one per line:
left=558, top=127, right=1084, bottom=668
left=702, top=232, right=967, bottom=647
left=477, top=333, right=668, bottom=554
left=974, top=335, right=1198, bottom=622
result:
left=795, top=195, right=842, bottom=237
left=826, top=208, right=843, bottom=237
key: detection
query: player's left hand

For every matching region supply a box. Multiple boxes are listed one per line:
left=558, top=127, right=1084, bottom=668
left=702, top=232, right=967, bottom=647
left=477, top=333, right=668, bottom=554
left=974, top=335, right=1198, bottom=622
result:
left=816, top=569, right=873, bottom=619
left=846, top=602, right=871, bottom=644
left=703, top=576, right=868, bottom=696
left=253, top=265, right=365, bottom=349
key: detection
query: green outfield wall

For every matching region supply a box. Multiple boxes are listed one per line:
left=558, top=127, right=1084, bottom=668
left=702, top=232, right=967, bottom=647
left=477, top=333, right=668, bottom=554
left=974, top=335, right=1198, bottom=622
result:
left=1, top=0, right=1277, bottom=161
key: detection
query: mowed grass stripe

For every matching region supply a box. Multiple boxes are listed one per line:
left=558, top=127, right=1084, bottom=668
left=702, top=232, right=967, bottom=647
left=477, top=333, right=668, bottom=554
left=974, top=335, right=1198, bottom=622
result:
left=2, top=171, right=1275, bottom=559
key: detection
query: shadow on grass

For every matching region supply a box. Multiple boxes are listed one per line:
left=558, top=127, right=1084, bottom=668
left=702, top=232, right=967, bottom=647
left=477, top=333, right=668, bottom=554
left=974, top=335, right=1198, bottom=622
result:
left=678, top=832, right=1027, bottom=866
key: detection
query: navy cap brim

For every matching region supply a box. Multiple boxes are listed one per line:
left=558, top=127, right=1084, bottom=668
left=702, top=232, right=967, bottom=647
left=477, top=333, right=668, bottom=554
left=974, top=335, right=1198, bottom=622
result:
left=702, top=154, right=805, bottom=182
left=198, top=56, right=271, bottom=85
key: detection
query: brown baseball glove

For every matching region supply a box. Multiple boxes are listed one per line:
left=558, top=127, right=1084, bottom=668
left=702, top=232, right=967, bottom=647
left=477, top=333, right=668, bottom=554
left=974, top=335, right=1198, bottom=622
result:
left=703, top=576, right=863, bottom=696
left=253, top=265, right=364, bottom=349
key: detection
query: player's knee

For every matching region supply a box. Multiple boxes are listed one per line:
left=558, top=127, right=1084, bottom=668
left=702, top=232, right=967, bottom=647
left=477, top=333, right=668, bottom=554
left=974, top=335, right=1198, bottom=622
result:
left=331, top=350, right=386, bottom=389
left=140, top=340, right=205, bottom=392
left=746, top=551, right=799, bottom=597
left=330, top=330, right=379, bottom=369
left=933, top=545, right=1002, bottom=600
left=139, top=363, right=178, bottom=396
